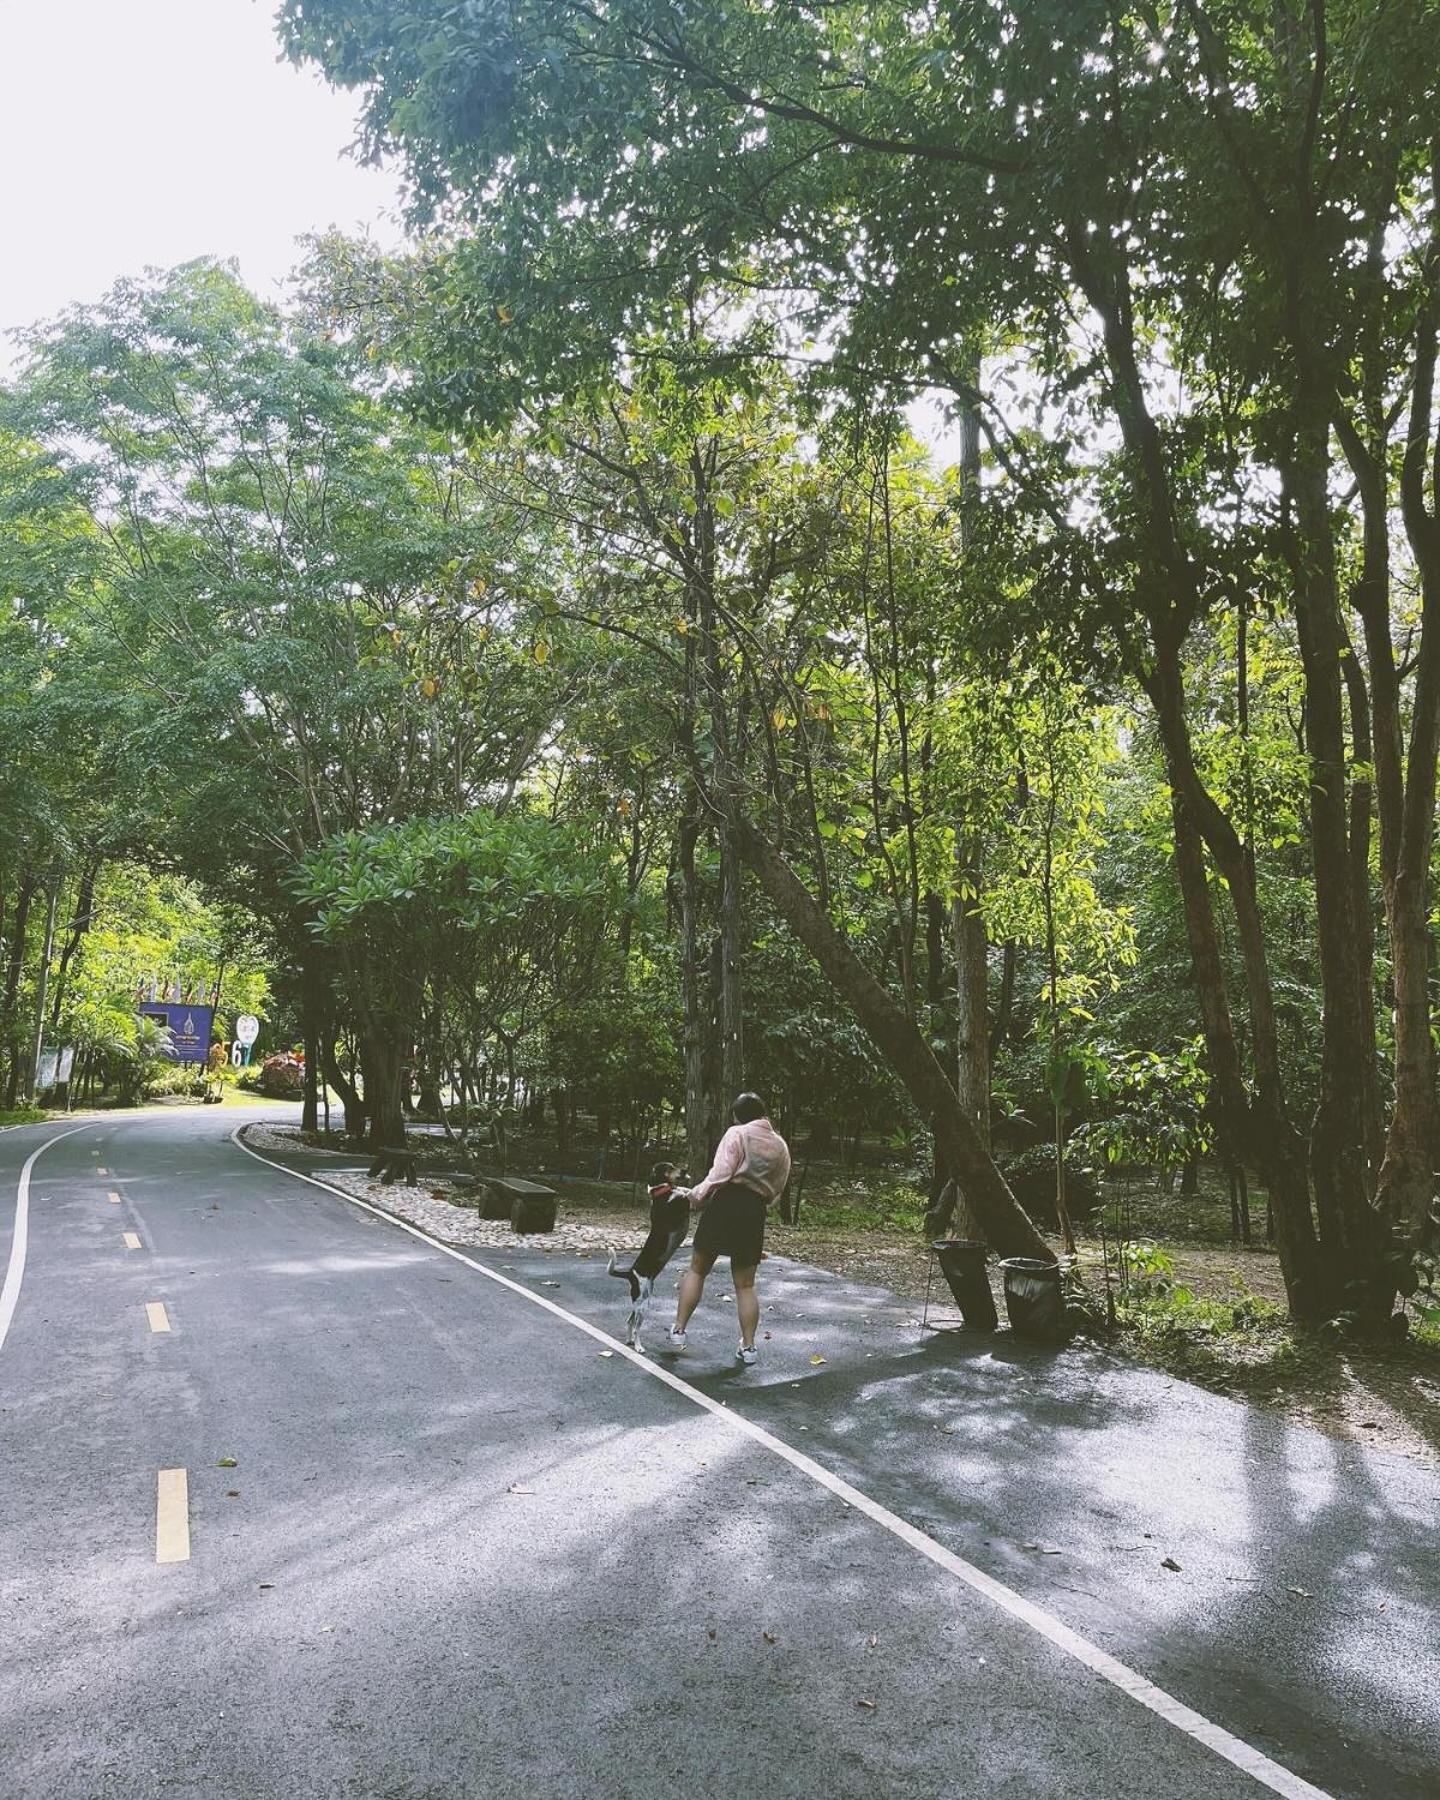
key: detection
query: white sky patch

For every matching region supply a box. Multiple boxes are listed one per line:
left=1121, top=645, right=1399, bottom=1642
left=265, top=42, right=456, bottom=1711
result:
left=0, top=0, right=959, bottom=467
left=0, top=0, right=401, bottom=365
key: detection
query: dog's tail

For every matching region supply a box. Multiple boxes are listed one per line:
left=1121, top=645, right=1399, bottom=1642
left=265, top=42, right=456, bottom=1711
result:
left=607, top=1251, right=642, bottom=1302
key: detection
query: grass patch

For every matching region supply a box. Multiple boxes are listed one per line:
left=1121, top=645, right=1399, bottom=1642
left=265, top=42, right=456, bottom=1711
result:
left=789, top=1177, right=929, bottom=1235
left=0, top=1106, right=47, bottom=1128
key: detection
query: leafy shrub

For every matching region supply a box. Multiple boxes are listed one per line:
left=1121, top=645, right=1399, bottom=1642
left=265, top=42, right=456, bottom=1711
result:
left=999, top=1143, right=1100, bottom=1228
left=148, top=1064, right=208, bottom=1099
left=259, top=1051, right=305, bottom=1097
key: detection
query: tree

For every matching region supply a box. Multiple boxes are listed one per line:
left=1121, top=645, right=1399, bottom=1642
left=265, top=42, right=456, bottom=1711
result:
left=281, top=1, right=1440, bottom=1318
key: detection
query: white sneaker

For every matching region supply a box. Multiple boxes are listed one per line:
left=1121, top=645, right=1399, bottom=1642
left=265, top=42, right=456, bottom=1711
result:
left=665, top=1325, right=687, bottom=1351
left=736, top=1342, right=758, bottom=1365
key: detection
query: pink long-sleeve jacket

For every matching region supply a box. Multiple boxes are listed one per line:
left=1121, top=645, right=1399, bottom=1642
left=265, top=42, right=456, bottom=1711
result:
left=687, top=1119, right=792, bottom=1209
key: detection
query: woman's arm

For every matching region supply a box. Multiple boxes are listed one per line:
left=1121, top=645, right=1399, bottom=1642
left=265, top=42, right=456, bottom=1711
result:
left=685, top=1126, right=744, bottom=1208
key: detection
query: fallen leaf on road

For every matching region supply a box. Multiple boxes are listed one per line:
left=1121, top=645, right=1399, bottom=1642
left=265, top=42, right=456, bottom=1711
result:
left=706, top=1626, right=717, bottom=1641
left=258, top=1583, right=274, bottom=1591
left=540, top=1280, right=561, bottom=1288
left=1160, top=1557, right=1182, bottom=1572
left=867, top=1635, right=879, bottom=1650
left=1287, top=1586, right=1313, bottom=1599
left=598, top=1350, right=614, bottom=1358
left=763, top=1331, right=772, bottom=1340
left=226, top=1490, right=240, bottom=1499
left=217, top=1458, right=237, bottom=1469
left=810, top=1355, right=826, bottom=1366
left=762, top=1631, right=777, bottom=1644
left=856, top=1698, right=876, bottom=1711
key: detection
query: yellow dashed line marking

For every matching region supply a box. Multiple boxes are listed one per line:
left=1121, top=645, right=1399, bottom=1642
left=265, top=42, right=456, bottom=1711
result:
left=106, top=1191, right=121, bottom=1204
left=155, top=1469, right=190, bottom=1563
left=96, top=1167, right=108, bottom=1176
left=145, top=1301, right=171, bottom=1334
left=123, top=1232, right=142, bottom=1250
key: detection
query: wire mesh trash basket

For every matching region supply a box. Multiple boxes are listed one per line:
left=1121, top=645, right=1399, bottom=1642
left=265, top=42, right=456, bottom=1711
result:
left=998, top=1256, right=1066, bottom=1339
left=923, top=1239, right=999, bottom=1333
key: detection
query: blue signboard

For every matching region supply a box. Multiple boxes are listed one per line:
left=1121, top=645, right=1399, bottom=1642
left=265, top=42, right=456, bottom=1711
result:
left=138, top=1003, right=215, bottom=1066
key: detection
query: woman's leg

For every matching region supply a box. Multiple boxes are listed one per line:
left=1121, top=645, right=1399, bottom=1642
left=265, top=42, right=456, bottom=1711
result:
left=674, top=1250, right=716, bottom=1331
left=732, top=1263, right=759, bottom=1347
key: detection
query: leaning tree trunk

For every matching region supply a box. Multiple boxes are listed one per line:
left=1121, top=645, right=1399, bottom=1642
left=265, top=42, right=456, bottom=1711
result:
left=733, top=816, right=1052, bottom=1262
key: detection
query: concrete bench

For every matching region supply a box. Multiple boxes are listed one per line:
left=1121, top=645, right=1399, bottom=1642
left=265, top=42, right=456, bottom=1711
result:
left=368, top=1148, right=419, bottom=1187
left=482, top=1176, right=558, bottom=1234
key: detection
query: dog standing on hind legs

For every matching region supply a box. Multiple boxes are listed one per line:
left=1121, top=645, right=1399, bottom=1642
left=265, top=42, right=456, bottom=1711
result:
left=608, top=1163, right=690, bottom=1350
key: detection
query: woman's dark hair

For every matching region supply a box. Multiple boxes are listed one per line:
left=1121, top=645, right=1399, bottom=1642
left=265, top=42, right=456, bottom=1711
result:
left=732, top=1092, right=767, bottom=1124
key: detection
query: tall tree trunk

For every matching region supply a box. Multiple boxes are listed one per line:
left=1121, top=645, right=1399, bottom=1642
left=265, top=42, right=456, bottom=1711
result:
left=932, top=383, right=988, bottom=1244
left=359, top=1031, right=406, bottom=1149
left=1, top=873, right=36, bottom=1105
left=1372, top=197, right=1440, bottom=1239
left=677, top=809, right=710, bottom=1175
left=322, top=1033, right=364, bottom=1142
left=48, top=859, right=99, bottom=1034
left=1284, top=411, right=1387, bottom=1312
left=302, top=1028, right=320, bottom=1133
left=24, top=878, right=60, bottom=1103
left=1168, top=788, right=1251, bottom=1190
left=945, top=833, right=990, bottom=1244
left=1146, top=646, right=1326, bottom=1317
left=733, top=816, right=1052, bottom=1262
left=717, top=818, right=745, bottom=1104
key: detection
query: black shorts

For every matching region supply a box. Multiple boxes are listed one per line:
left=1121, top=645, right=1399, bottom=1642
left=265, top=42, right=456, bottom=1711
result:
left=692, top=1182, right=767, bottom=1268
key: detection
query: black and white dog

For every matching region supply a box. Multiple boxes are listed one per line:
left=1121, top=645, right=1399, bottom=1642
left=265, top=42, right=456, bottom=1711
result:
left=608, top=1162, right=691, bottom=1351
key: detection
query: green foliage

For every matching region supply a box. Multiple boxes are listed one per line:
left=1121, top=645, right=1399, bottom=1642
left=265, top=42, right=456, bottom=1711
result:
left=548, top=989, right=679, bottom=1120
left=1072, top=1041, right=1213, bottom=1176
left=0, top=1107, right=47, bottom=1128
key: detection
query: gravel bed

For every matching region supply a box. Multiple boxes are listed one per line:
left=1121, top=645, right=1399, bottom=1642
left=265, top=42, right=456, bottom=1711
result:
left=241, top=1122, right=641, bottom=1254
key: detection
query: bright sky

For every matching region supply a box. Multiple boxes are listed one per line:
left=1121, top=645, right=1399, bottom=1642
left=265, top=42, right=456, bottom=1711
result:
left=0, top=0, right=400, bottom=363
left=0, top=0, right=963, bottom=458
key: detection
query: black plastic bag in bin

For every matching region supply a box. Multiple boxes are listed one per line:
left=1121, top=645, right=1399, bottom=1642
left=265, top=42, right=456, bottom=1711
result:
left=999, top=1256, right=1066, bottom=1339
left=930, top=1240, right=998, bottom=1331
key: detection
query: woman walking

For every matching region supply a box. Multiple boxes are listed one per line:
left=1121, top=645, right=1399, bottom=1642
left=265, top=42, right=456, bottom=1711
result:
left=667, top=1093, right=791, bottom=1364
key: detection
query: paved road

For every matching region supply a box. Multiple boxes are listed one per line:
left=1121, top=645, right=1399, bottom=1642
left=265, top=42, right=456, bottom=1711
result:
left=1, top=1108, right=1435, bottom=1798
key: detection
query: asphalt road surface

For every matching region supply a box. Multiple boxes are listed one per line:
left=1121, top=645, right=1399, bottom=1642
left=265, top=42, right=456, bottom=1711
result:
left=1, top=1106, right=1436, bottom=1799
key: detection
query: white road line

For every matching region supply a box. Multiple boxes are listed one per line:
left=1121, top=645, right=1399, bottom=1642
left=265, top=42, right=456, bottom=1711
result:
left=155, top=1468, right=189, bottom=1563
left=145, top=1301, right=171, bottom=1334
left=231, top=1125, right=1333, bottom=1800
left=0, top=1126, right=91, bottom=1357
